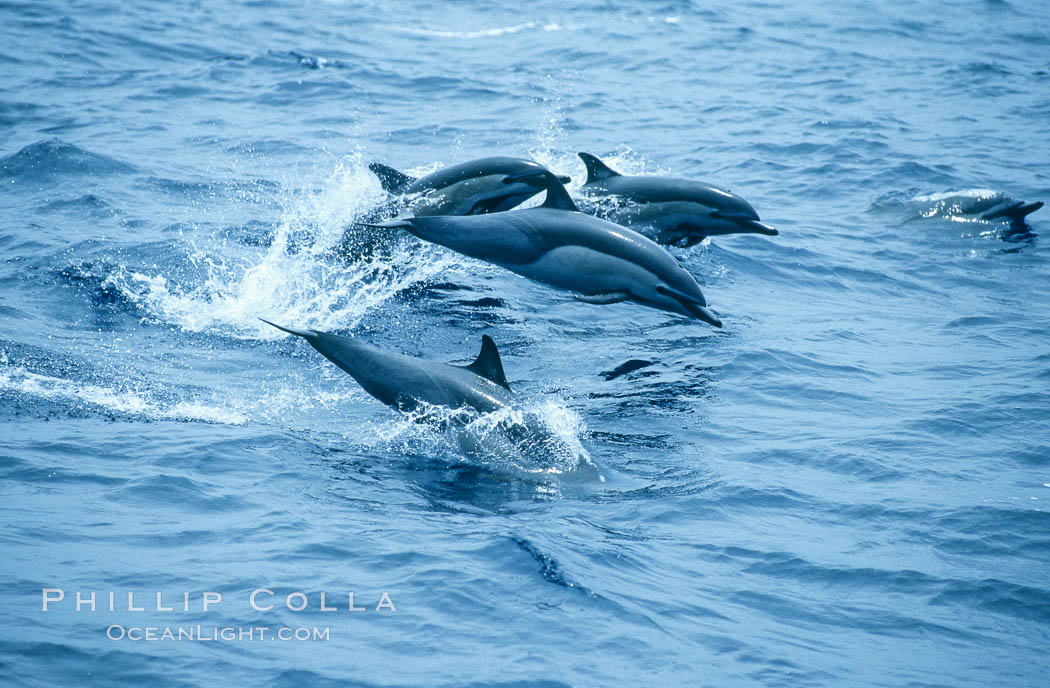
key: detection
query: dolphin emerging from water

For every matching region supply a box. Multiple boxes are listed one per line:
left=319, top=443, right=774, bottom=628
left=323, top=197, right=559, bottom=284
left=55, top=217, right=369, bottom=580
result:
left=368, top=156, right=571, bottom=217
left=262, top=320, right=597, bottom=475
left=913, top=191, right=1043, bottom=231
left=358, top=170, right=723, bottom=327
left=576, top=152, right=777, bottom=247
left=261, top=320, right=513, bottom=414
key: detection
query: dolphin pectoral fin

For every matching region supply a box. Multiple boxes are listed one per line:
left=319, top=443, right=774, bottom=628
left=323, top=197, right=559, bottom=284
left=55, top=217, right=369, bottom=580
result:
left=368, top=162, right=416, bottom=193
left=260, top=318, right=316, bottom=340
left=576, top=291, right=630, bottom=305
left=461, top=334, right=511, bottom=391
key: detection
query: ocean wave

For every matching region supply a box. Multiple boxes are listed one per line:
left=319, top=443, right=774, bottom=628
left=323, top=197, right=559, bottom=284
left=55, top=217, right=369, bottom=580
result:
left=0, top=139, right=139, bottom=181
left=0, top=363, right=248, bottom=425
left=385, top=21, right=574, bottom=40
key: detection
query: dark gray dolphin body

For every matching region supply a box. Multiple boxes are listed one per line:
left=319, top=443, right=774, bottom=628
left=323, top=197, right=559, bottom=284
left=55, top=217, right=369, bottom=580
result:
left=915, top=191, right=1043, bottom=230
left=360, top=171, right=723, bottom=327
left=368, top=156, right=571, bottom=217
left=262, top=320, right=513, bottom=415
left=979, top=200, right=1042, bottom=228
left=262, top=321, right=597, bottom=477
left=577, top=152, right=777, bottom=247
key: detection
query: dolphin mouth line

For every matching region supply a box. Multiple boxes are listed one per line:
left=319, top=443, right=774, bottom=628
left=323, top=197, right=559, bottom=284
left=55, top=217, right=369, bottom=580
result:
left=670, top=297, right=721, bottom=328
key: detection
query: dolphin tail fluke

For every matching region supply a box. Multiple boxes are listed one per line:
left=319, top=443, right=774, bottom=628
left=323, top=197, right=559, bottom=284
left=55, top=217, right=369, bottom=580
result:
left=577, top=152, right=621, bottom=184
left=259, top=318, right=316, bottom=339
left=368, top=162, right=416, bottom=193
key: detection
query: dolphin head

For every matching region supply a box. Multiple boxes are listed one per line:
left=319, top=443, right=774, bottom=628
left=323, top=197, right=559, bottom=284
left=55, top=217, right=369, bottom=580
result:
left=736, top=219, right=779, bottom=236
left=656, top=287, right=722, bottom=327
left=623, top=280, right=722, bottom=328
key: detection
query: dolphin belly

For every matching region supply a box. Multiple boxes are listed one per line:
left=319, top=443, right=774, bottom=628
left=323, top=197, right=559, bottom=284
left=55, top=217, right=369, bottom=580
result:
left=508, top=245, right=655, bottom=297
left=603, top=201, right=773, bottom=245
left=505, top=245, right=710, bottom=321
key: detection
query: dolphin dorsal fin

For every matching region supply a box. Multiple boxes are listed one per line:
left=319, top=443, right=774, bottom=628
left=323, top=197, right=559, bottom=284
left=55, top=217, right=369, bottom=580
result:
left=540, top=172, right=579, bottom=212
left=368, top=162, right=416, bottom=193
left=464, top=334, right=511, bottom=390
left=578, top=152, right=621, bottom=183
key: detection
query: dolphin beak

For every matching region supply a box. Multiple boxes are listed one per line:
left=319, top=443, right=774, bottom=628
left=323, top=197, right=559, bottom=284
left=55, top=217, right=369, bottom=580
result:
left=745, top=220, right=778, bottom=236
left=557, top=175, right=571, bottom=184
left=694, top=305, right=723, bottom=328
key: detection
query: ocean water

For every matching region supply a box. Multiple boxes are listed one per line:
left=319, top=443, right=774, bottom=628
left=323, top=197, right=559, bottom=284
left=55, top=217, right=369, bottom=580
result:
left=2, top=0, right=1049, bottom=685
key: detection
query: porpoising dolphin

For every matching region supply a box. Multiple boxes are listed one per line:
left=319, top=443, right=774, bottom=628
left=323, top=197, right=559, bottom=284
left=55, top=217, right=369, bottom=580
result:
left=261, top=320, right=513, bottom=415
left=577, top=152, right=777, bottom=247
left=368, top=156, right=571, bottom=217
left=358, top=171, right=723, bottom=327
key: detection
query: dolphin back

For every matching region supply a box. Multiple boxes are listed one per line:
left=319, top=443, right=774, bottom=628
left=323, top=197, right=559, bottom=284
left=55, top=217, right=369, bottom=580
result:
left=262, top=321, right=513, bottom=414
left=408, top=157, right=545, bottom=193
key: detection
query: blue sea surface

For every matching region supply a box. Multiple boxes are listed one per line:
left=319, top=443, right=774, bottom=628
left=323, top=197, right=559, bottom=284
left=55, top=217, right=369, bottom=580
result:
left=2, top=0, right=1049, bottom=685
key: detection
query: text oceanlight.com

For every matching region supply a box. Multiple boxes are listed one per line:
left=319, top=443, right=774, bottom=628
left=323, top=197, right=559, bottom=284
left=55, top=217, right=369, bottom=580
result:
left=106, top=625, right=331, bottom=642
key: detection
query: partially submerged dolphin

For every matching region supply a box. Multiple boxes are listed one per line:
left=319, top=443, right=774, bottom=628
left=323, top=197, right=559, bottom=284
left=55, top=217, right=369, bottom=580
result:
left=913, top=190, right=1043, bottom=231
left=368, top=156, right=571, bottom=217
left=359, top=170, right=723, bottom=327
left=261, top=320, right=512, bottom=414
left=577, top=152, right=777, bottom=247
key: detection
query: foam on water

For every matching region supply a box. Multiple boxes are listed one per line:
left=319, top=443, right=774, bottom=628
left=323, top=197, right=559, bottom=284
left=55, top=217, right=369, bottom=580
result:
left=912, top=188, right=1002, bottom=203
left=388, top=22, right=574, bottom=40
left=0, top=364, right=248, bottom=424
left=349, top=396, right=597, bottom=481
left=104, top=155, right=459, bottom=339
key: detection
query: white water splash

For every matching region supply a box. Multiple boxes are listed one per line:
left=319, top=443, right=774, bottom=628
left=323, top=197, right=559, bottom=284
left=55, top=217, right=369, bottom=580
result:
left=350, top=396, right=598, bottom=480
left=912, top=188, right=1001, bottom=203
left=106, top=154, right=457, bottom=339
left=386, top=22, right=573, bottom=40
left=0, top=365, right=248, bottom=425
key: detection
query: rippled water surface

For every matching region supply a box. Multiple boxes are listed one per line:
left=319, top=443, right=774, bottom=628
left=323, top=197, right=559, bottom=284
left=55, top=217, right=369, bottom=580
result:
left=2, top=1, right=1049, bottom=685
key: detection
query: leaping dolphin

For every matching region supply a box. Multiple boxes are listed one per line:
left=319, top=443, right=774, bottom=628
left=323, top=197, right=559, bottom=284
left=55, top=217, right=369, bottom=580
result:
left=358, top=170, right=723, bottom=328
left=261, top=320, right=513, bottom=414
left=577, top=152, right=777, bottom=247
left=368, top=156, right=571, bottom=217
left=262, top=321, right=596, bottom=473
